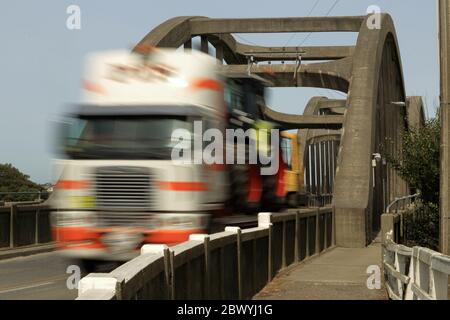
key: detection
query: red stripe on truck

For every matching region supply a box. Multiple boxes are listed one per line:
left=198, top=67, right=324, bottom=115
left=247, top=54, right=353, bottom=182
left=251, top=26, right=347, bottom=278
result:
left=158, top=181, right=208, bottom=191
left=191, top=79, right=223, bottom=92
left=55, top=180, right=90, bottom=190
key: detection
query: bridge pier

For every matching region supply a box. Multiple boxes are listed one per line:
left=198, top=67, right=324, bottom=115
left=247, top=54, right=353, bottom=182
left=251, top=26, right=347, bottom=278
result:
left=439, top=0, right=450, bottom=255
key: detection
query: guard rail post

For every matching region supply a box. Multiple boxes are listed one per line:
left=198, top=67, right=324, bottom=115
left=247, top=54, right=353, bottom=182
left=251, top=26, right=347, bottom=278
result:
left=9, top=204, right=16, bottom=248
left=258, top=212, right=273, bottom=281
left=188, top=234, right=211, bottom=298
left=225, top=226, right=242, bottom=300
left=35, top=207, right=40, bottom=244
left=315, top=208, right=320, bottom=255
left=294, top=210, right=300, bottom=262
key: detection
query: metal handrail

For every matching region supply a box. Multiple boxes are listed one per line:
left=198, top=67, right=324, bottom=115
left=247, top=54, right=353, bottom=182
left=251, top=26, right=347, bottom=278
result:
left=386, top=193, right=420, bottom=213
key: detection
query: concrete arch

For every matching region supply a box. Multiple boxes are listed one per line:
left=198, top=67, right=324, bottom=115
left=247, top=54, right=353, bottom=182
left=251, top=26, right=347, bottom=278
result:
left=407, top=96, right=426, bottom=129
left=296, top=97, right=343, bottom=202
left=333, top=14, right=408, bottom=247
left=134, top=16, right=354, bottom=88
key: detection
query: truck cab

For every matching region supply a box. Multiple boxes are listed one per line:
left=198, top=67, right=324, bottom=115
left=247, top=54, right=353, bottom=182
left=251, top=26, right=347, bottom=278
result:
left=51, top=48, right=228, bottom=264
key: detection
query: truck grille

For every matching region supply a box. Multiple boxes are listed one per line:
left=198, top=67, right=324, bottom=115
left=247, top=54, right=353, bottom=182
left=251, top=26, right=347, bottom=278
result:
left=93, top=166, right=155, bottom=210
left=96, top=212, right=153, bottom=228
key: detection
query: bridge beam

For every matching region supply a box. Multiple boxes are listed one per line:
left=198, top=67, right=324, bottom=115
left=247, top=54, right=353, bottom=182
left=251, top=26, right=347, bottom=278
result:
left=221, top=58, right=351, bottom=91
left=236, top=44, right=355, bottom=61
left=189, top=16, right=365, bottom=34
left=262, top=107, right=344, bottom=130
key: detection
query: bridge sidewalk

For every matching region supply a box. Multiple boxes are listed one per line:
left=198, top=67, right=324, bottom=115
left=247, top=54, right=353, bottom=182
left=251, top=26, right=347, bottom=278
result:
left=254, top=236, right=387, bottom=300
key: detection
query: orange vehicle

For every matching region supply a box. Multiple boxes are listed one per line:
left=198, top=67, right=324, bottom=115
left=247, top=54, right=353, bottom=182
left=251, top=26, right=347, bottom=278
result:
left=280, top=131, right=306, bottom=207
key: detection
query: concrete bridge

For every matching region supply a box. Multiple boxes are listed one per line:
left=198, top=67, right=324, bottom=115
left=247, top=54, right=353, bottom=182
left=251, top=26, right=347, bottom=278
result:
left=134, top=13, right=418, bottom=248
left=2, top=12, right=450, bottom=300
left=73, top=13, right=448, bottom=300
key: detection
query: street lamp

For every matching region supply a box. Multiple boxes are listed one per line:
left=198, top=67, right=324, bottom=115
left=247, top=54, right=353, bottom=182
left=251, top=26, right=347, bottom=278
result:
left=372, top=153, right=381, bottom=188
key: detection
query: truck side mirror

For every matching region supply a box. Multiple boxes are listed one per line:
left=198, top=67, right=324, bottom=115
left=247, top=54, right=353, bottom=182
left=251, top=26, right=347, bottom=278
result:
left=51, top=118, right=70, bottom=157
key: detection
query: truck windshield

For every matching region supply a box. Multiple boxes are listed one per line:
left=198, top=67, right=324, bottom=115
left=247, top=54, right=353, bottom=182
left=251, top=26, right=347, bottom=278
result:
left=63, top=115, right=193, bottom=160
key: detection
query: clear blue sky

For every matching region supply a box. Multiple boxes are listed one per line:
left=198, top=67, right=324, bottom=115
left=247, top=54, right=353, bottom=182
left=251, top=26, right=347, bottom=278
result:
left=0, top=0, right=439, bottom=183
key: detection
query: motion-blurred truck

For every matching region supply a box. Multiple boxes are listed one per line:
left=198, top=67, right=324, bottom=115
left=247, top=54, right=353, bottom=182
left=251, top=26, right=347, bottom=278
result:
left=50, top=47, right=287, bottom=268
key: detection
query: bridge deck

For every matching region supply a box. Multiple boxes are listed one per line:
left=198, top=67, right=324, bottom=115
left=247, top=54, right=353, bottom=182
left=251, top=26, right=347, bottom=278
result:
left=254, top=237, right=387, bottom=300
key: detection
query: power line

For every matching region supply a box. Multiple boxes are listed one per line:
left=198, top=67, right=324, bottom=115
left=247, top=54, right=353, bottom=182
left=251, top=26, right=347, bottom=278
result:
left=284, top=0, right=321, bottom=47
left=297, top=0, right=341, bottom=47
left=324, top=0, right=341, bottom=16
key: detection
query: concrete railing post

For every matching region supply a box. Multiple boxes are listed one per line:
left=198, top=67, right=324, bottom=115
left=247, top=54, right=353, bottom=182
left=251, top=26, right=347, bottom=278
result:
left=169, top=249, right=176, bottom=300
left=258, top=212, right=273, bottom=281
left=189, top=234, right=210, bottom=299
left=294, top=211, right=300, bottom=262
left=404, top=252, right=415, bottom=300
left=78, top=273, right=119, bottom=300
left=323, top=210, right=328, bottom=249
left=430, top=255, right=450, bottom=300
left=315, top=208, right=320, bottom=254
left=140, top=244, right=170, bottom=300
left=394, top=251, right=407, bottom=298
left=225, top=226, right=242, bottom=300
left=35, top=207, right=40, bottom=244
left=331, top=206, right=336, bottom=246
left=282, top=220, right=286, bottom=268
left=305, top=214, right=310, bottom=258
left=9, top=204, right=16, bottom=248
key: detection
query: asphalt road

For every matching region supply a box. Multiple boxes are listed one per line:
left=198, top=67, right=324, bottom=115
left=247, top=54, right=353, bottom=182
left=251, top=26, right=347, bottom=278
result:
left=0, top=252, right=80, bottom=300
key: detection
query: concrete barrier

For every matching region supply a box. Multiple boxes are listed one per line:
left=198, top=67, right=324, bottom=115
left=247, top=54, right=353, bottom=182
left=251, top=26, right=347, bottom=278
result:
left=77, top=208, right=334, bottom=300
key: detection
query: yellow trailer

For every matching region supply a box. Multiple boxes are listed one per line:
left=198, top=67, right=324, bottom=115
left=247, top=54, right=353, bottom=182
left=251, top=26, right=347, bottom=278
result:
left=280, top=131, right=305, bottom=207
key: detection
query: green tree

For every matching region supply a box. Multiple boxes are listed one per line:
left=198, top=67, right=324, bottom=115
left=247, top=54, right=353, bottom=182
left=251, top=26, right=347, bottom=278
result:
left=387, top=116, right=440, bottom=205
left=386, top=115, right=440, bottom=250
left=0, top=163, right=44, bottom=201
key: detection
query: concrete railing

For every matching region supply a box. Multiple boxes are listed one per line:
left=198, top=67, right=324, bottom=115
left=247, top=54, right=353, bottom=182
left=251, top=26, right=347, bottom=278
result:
left=0, top=202, right=52, bottom=249
left=77, top=207, right=334, bottom=300
left=307, top=194, right=333, bottom=208
left=381, top=212, right=450, bottom=300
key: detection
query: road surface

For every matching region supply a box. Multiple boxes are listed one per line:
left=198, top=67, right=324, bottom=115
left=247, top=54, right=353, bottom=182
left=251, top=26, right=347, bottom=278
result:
left=0, top=252, right=79, bottom=300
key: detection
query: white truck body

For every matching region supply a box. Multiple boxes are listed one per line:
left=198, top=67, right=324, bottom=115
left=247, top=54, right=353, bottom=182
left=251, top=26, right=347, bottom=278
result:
left=50, top=49, right=228, bottom=261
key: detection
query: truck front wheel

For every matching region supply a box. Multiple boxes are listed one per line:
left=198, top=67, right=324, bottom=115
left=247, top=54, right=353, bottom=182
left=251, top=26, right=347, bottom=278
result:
left=229, top=164, right=262, bottom=213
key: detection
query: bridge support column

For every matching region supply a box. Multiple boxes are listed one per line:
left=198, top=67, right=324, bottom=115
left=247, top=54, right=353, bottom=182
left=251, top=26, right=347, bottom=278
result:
left=215, top=43, right=223, bottom=64
left=334, top=208, right=368, bottom=248
left=200, top=35, right=209, bottom=54
left=184, top=39, right=192, bottom=50
left=439, top=0, right=450, bottom=255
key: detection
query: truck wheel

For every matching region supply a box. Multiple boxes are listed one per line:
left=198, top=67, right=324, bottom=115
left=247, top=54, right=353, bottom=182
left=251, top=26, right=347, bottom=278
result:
left=79, top=259, right=98, bottom=274
left=262, top=175, right=278, bottom=210
left=229, top=164, right=261, bottom=213
left=79, top=259, right=120, bottom=274
left=262, top=156, right=286, bottom=211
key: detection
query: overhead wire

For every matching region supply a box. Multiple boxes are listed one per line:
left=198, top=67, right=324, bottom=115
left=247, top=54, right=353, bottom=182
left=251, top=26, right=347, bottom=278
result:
left=297, top=0, right=341, bottom=47
left=283, top=0, right=321, bottom=47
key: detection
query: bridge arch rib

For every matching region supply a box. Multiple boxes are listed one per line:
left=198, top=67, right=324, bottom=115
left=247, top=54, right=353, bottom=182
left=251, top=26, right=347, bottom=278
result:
left=333, top=14, right=408, bottom=247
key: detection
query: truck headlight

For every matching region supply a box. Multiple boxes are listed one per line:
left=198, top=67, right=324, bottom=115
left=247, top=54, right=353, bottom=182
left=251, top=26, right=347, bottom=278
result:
left=151, top=214, right=210, bottom=230
left=51, top=211, right=96, bottom=227
left=69, top=196, right=95, bottom=209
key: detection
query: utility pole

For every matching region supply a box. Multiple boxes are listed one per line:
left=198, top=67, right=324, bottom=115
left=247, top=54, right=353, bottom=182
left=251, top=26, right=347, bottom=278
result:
left=439, top=0, right=450, bottom=255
